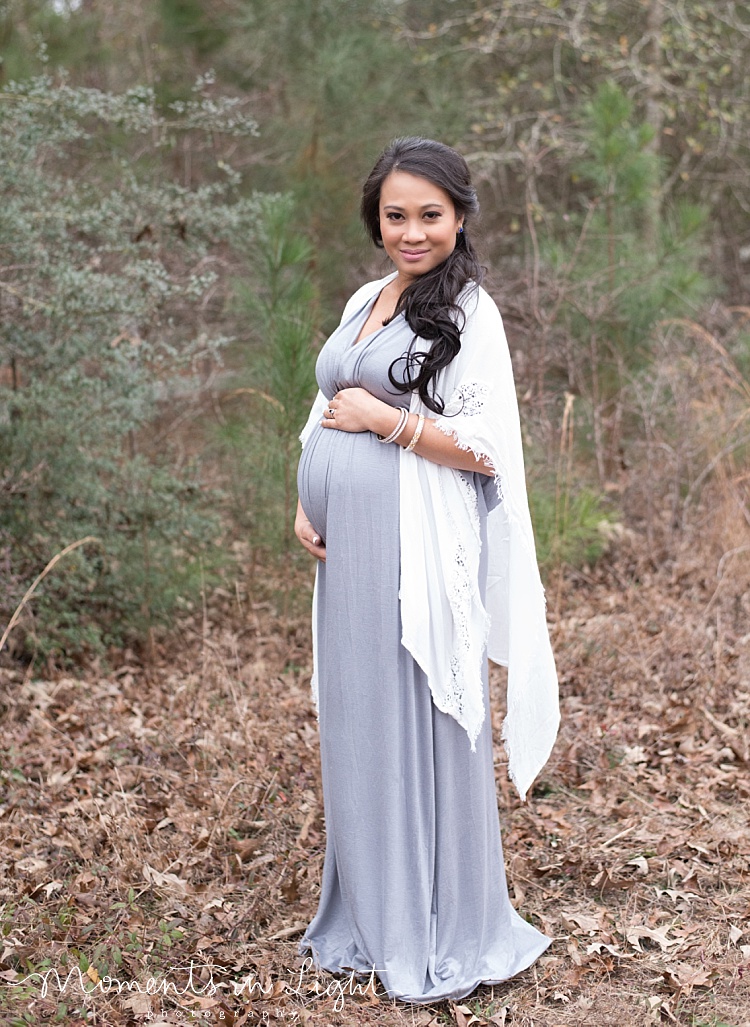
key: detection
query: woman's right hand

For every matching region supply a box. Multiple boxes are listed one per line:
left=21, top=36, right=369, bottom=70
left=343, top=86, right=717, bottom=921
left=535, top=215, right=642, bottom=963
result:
left=295, top=498, right=327, bottom=561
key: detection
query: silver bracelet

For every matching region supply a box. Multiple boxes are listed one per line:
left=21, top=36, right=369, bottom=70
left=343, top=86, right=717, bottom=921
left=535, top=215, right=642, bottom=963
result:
left=377, top=407, right=408, bottom=444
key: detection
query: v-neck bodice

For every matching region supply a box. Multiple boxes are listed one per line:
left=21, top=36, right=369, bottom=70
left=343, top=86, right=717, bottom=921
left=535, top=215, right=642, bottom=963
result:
left=313, top=289, right=412, bottom=402
left=351, top=288, right=397, bottom=347
left=297, top=290, right=413, bottom=545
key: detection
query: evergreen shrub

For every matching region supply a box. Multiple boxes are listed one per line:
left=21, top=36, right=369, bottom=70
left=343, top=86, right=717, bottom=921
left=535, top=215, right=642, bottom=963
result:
left=0, top=72, right=261, bottom=665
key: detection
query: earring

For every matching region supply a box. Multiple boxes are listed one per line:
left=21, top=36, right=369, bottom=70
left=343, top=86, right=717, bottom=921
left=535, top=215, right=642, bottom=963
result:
left=458, top=226, right=464, bottom=234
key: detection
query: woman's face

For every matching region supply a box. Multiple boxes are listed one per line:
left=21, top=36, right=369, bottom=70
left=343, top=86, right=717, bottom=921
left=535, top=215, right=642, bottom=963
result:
left=378, top=171, right=463, bottom=286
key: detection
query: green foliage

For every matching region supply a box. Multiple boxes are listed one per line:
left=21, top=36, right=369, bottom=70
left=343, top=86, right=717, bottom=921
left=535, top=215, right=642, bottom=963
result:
left=529, top=474, right=612, bottom=572
left=577, top=82, right=657, bottom=205
left=0, top=0, right=106, bottom=84
left=159, top=0, right=228, bottom=57
left=409, top=0, right=750, bottom=251
left=0, top=72, right=261, bottom=663
left=215, top=195, right=318, bottom=558
left=541, top=81, right=714, bottom=476
left=526, top=391, right=615, bottom=573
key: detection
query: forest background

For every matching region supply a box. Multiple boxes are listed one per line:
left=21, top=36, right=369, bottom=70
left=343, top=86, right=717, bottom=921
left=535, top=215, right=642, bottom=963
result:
left=1, top=1, right=749, bottom=1025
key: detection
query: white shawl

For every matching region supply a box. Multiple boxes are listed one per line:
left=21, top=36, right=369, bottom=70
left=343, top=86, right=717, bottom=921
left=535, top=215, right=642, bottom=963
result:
left=300, top=274, right=559, bottom=800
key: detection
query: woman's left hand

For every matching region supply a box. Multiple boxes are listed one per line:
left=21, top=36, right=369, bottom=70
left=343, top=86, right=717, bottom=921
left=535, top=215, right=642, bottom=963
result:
left=321, top=388, right=389, bottom=434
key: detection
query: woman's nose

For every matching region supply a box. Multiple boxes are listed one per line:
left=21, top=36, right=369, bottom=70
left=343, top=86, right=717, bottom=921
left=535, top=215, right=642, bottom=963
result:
left=402, top=219, right=427, bottom=242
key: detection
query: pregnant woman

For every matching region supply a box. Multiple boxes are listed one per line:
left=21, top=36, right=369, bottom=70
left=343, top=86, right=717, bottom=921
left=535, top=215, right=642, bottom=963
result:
left=295, top=136, right=560, bottom=1004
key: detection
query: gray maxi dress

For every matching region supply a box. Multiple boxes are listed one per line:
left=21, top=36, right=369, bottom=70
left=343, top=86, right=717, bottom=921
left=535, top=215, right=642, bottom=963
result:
left=296, top=287, right=551, bottom=1004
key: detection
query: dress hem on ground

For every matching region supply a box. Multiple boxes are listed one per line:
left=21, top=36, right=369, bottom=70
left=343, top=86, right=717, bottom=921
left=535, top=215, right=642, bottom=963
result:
left=297, top=921, right=552, bottom=1005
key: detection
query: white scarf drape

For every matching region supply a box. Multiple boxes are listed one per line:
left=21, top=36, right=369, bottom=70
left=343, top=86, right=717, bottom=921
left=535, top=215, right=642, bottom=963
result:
left=300, top=274, right=559, bottom=800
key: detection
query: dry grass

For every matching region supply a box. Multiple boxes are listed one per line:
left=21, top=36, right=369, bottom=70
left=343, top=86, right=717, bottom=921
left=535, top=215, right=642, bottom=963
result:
left=1, top=510, right=749, bottom=1027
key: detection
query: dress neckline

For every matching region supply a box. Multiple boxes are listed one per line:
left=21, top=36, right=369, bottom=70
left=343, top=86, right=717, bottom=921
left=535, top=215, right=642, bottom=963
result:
left=351, top=287, right=405, bottom=348
left=351, top=289, right=386, bottom=347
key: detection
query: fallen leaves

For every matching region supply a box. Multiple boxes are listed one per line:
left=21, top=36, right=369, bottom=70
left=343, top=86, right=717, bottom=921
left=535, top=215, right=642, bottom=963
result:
left=142, top=863, right=190, bottom=894
left=625, top=924, right=680, bottom=953
left=451, top=1003, right=511, bottom=1027
left=662, top=962, right=718, bottom=995
left=561, top=910, right=601, bottom=934
left=1, top=555, right=750, bottom=1026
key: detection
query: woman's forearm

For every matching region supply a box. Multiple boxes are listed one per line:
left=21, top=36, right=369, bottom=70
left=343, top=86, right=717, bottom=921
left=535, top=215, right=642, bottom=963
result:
left=321, top=388, right=495, bottom=476
left=372, top=406, right=494, bottom=476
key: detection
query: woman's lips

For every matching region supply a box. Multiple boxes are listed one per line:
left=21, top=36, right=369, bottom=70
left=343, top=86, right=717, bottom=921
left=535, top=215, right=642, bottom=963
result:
left=400, top=249, right=429, bottom=261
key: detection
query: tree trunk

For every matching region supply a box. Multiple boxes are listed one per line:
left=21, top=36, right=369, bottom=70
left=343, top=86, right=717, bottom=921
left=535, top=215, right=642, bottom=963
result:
left=643, top=0, right=665, bottom=250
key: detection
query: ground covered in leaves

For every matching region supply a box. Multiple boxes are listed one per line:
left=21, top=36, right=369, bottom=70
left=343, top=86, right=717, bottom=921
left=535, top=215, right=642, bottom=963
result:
left=1, top=538, right=749, bottom=1027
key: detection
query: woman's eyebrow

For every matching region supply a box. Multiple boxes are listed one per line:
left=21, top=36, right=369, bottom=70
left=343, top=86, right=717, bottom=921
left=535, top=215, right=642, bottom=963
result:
left=383, top=202, right=446, bottom=211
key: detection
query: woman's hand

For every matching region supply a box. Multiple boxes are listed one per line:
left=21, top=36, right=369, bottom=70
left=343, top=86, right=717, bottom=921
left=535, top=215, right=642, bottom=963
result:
left=321, top=388, right=397, bottom=435
left=295, top=499, right=326, bottom=561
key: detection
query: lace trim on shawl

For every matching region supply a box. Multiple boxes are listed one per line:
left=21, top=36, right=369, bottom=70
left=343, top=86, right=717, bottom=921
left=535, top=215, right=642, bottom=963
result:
left=435, top=402, right=546, bottom=620
left=435, top=444, right=490, bottom=750
left=435, top=380, right=504, bottom=507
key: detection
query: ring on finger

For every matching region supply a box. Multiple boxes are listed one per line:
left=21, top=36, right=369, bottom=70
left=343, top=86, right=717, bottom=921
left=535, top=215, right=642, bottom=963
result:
left=327, top=406, right=335, bottom=417
left=312, top=535, right=320, bottom=546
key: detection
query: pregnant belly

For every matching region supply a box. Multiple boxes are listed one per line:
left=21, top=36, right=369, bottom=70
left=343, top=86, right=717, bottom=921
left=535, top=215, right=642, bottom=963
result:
left=297, top=423, right=399, bottom=544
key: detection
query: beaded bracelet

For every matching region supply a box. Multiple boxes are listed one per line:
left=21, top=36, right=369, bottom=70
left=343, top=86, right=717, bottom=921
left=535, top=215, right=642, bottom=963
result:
left=377, top=407, right=408, bottom=444
left=405, top=413, right=425, bottom=453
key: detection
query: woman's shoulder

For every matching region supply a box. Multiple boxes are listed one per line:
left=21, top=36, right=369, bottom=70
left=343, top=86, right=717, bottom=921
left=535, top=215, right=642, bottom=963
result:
left=457, top=280, right=503, bottom=325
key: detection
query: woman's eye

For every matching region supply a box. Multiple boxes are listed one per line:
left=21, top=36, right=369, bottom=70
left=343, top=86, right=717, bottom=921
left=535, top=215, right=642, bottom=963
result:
left=424, top=211, right=441, bottom=220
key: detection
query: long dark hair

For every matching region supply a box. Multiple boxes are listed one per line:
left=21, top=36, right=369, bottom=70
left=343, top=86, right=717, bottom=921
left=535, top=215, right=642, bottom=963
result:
left=360, top=136, right=482, bottom=414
